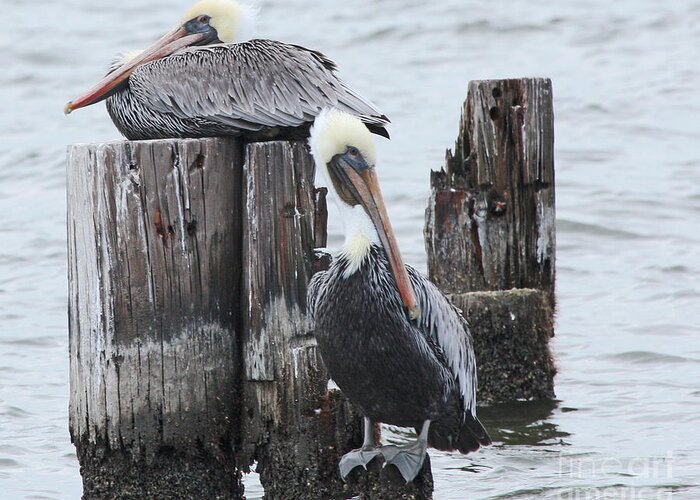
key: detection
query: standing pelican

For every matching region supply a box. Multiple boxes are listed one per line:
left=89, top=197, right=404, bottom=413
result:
left=64, top=0, right=389, bottom=140
left=307, top=109, right=491, bottom=483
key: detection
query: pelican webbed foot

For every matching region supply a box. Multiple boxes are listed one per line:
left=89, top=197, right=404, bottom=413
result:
left=339, top=446, right=383, bottom=479
left=339, top=416, right=382, bottom=480
left=380, top=420, right=431, bottom=483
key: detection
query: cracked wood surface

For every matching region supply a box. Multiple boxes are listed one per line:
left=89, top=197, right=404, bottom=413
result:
left=424, top=78, right=557, bottom=402
left=425, top=78, right=555, bottom=303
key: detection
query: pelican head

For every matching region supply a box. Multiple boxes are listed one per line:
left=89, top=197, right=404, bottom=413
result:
left=310, top=109, right=419, bottom=320
left=181, top=0, right=251, bottom=45
left=65, top=0, right=255, bottom=115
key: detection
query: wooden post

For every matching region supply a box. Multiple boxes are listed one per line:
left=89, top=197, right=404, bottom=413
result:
left=67, top=138, right=243, bottom=497
left=68, top=137, right=430, bottom=498
left=425, top=78, right=557, bottom=401
left=237, top=141, right=349, bottom=497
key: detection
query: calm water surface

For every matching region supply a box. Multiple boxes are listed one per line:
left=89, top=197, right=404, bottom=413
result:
left=1, top=0, right=699, bottom=498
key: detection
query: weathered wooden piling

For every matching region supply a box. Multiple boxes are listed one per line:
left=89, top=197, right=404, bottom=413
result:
left=68, top=138, right=431, bottom=499
left=67, top=138, right=244, bottom=497
left=236, top=141, right=353, bottom=498
left=425, top=78, right=557, bottom=401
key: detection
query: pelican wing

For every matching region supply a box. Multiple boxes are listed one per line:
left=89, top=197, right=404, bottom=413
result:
left=307, top=269, right=328, bottom=321
left=406, top=266, right=478, bottom=416
left=129, top=40, right=389, bottom=133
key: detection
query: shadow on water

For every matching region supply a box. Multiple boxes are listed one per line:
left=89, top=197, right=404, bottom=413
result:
left=479, top=399, right=571, bottom=447
left=383, top=399, right=570, bottom=448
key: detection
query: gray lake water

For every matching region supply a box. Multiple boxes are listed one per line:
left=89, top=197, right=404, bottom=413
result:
left=2, top=0, right=700, bottom=498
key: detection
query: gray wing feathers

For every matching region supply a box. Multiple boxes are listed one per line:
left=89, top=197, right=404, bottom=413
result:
left=129, top=40, right=388, bottom=131
left=407, top=267, right=478, bottom=417
left=307, top=270, right=328, bottom=322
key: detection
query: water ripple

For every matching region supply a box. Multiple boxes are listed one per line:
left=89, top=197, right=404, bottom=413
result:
left=605, top=351, right=700, bottom=365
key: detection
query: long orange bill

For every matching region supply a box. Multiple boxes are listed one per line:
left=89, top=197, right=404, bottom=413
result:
left=344, top=165, right=420, bottom=321
left=64, top=26, right=205, bottom=115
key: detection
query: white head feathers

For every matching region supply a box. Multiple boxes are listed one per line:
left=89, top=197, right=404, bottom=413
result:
left=109, top=49, right=145, bottom=72
left=182, top=0, right=257, bottom=44
left=309, top=108, right=377, bottom=169
left=310, top=109, right=381, bottom=272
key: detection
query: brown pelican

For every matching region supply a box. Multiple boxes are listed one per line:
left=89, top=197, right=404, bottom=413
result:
left=307, top=109, right=491, bottom=483
left=64, top=0, right=389, bottom=140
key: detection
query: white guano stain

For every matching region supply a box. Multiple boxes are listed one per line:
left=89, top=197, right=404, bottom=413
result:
left=292, top=346, right=302, bottom=378
left=536, top=201, right=554, bottom=264
left=171, top=162, right=188, bottom=255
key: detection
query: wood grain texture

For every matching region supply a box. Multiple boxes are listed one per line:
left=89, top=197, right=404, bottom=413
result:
left=425, top=78, right=555, bottom=303
left=67, top=138, right=243, bottom=498
left=314, top=187, right=329, bottom=249
left=239, top=141, right=354, bottom=498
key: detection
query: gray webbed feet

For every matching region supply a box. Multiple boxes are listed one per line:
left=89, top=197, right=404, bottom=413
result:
left=380, top=441, right=428, bottom=483
left=339, top=446, right=382, bottom=480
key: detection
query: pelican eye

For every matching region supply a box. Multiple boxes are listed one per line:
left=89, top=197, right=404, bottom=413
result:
left=347, top=146, right=360, bottom=158
left=197, top=15, right=210, bottom=24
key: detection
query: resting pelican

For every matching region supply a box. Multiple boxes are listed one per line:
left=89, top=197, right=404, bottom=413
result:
left=307, top=109, right=491, bottom=483
left=64, top=0, right=389, bottom=140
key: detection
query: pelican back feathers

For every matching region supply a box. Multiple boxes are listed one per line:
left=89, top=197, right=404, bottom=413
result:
left=107, top=41, right=389, bottom=140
